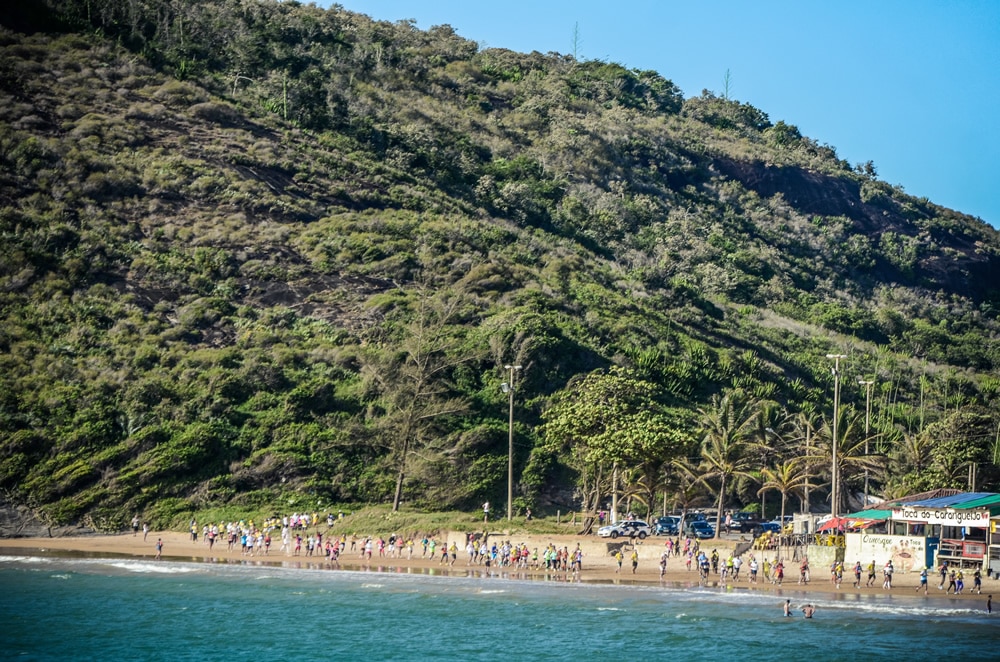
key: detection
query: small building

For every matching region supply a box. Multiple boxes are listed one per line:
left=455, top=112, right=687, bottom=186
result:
left=837, top=490, right=1000, bottom=573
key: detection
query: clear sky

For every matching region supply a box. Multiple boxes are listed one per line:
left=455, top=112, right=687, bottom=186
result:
left=327, top=1, right=999, bottom=228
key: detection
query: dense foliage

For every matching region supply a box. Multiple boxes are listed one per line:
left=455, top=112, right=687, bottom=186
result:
left=1, top=0, right=999, bottom=530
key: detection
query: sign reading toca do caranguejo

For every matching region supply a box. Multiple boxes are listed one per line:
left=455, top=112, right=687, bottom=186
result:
left=890, top=507, right=991, bottom=528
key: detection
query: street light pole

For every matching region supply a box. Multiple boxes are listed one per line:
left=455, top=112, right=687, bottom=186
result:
left=826, top=354, right=847, bottom=519
left=859, top=379, right=875, bottom=505
left=502, top=364, right=522, bottom=521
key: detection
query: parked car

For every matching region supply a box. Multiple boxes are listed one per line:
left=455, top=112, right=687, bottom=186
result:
left=684, top=520, right=715, bottom=539
left=597, top=520, right=651, bottom=539
left=652, top=516, right=680, bottom=536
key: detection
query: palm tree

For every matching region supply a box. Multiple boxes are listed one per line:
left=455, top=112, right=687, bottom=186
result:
left=747, top=401, right=793, bottom=515
left=758, top=460, right=811, bottom=529
left=792, top=409, right=823, bottom=513
left=696, top=391, right=758, bottom=538
left=805, top=406, right=883, bottom=515
left=667, top=458, right=712, bottom=533
left=892, top=430, right=932, bottom=474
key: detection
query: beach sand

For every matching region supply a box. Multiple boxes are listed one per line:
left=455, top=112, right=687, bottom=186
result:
left=2, top=529, right=994, bottom=606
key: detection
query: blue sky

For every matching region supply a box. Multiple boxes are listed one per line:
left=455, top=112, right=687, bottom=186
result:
left=328, top=1, right=999, bottom=228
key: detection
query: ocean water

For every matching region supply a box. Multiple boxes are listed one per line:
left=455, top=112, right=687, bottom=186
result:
left=1, top=554, right=996, bottom=660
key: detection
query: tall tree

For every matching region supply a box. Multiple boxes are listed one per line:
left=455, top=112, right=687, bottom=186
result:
left=757, top=459, right=810, bottom=530
left=542, top=367, right=690, bottom=531
left=696, top=391, right=758, bottom=538
left=792, top=410, right=823, bottom=512
left=805, top=407, right=882, bottom=515
left=361, top=282, right=480, bottom=511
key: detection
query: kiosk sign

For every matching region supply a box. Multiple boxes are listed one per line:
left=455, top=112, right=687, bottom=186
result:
left=891, top=507, right=990, bottom=528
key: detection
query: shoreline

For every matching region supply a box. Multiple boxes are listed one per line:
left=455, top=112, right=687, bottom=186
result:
left=2, top=531, right=995, bottom=610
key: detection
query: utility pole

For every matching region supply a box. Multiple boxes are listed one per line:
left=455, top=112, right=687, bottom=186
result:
left=826, top=354, right=847, bottom=519
left=502, top=364, right=522, bottom=521
left=859, top=380, right=875, bottom=505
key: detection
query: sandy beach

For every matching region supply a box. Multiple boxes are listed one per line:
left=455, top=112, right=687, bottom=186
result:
left=2, top=529, right=994, bottom=607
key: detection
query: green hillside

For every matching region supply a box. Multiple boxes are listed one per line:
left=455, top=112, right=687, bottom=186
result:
left=2, top=0, right=999, bottom=531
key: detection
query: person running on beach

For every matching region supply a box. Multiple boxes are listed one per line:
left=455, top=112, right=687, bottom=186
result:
left=615, top=550, right=623, bottom=573
left=774, top=561, right=784, bottom=585
left=853, top=561, right=862, bottom=588
left=883, top=560, right=894, bottom=589
left=867, top=559, right=876, bottom=587
left=799, top=558, right=809, bottom=585
left=631, top=549, right=639, bottom=574
left=946, top=568, right=958, bottom=594
left=938, top=562, right=948, bottom=589
left=659, top=551, right=668, bottom=578
left=749, top=557, right=758, bottom=584
left=974, top=568, right=983, bottom=594
left=917, top=567, right=928, bottom=595
left=132, top=515, right=140, bottom=536
left=155, top=538, right=163, bottom=560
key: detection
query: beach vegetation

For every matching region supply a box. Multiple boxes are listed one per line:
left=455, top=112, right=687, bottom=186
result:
left=0, top=0, right=999, bottom=530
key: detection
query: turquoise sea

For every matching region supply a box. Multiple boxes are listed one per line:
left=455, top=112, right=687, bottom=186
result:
left=1, top=553, right=996, bottom=660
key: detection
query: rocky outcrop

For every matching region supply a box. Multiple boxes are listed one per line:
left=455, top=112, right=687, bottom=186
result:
left=0, top=502, right=95, bottom=538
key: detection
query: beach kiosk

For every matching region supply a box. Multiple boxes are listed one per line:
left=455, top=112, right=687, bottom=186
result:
left=840, top=491, right=1000, bottom=573
left=890, top=492, right=1000, bottom=570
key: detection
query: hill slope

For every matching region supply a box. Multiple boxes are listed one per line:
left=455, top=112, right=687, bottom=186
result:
left=1, top=0, right=999, bottom=529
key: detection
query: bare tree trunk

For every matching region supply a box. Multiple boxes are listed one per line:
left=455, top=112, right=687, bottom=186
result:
left=578, top=463, right=603, bottom=535
left=715, top=475, right=726, bottom=538
left=392, top=434, right=410, bottom=512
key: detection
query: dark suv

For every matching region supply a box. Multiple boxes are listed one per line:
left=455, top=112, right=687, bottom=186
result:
left=652, top=516, right=680, bottom=535
left=729, top=512, right=763, bottom=533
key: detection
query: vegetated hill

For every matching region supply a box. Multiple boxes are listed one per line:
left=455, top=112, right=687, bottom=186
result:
left=1, top=0, right=999, bottom=530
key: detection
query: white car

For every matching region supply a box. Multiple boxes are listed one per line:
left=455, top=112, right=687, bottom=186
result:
left=597, top=520, right=651, bottom=539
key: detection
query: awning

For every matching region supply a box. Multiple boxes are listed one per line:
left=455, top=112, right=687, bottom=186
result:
left=817, top=517, right=845, bottom=532
left=843, top=508, right=892, bottom=521
left=817, top=517, right=878, bottom=532
left=848, top=519, right=878, bottom=529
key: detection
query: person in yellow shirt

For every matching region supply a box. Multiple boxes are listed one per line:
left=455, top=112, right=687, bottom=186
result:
left=630, top=549, right=639, bottom=574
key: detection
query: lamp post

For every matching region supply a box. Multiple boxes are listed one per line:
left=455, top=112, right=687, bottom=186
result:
left=501, top=364, right=522, bottom=521
left=859, top=379, right=875, bottom=505
left=826, top=354, right=847, bottom=519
